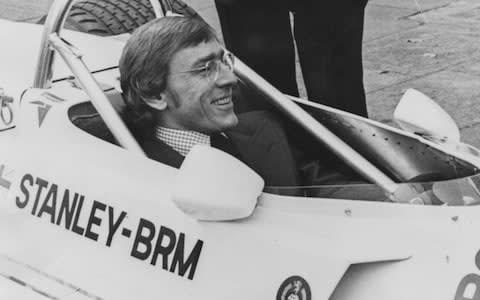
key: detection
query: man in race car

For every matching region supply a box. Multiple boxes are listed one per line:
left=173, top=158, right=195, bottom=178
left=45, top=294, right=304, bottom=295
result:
left=119, top=16, right=298, bottom=186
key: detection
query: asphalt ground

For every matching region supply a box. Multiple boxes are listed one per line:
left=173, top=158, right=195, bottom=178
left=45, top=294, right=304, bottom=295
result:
left=1, top=0, right=480, bottom=146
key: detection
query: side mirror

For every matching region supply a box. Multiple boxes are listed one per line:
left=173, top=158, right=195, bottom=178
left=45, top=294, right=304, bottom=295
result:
left=172, top=145, right=264, bottom=221
left=393, top=89, right=460, bottom=145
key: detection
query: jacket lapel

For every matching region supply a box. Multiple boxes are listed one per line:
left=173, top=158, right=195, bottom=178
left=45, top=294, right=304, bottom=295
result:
left=227, top=111, right=298, bottom=186
left=141, top=137, right=185, bottom=168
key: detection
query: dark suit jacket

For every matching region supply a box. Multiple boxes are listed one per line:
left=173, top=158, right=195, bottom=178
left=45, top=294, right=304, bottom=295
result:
left=141, top=111, right=299, bottom=187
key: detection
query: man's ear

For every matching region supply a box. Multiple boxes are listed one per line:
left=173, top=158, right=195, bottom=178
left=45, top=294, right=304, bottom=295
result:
left=143, top=96, right=167, bottom=111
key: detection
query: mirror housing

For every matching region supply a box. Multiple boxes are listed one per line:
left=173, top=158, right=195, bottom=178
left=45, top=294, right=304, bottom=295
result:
left=394, top=89, right=460, bottom=145
left=172, top=145, right=264, bottom=221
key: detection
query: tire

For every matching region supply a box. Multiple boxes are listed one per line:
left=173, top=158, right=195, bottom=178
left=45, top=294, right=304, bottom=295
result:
left=65, top=0, right=200, bottom=36
left=67, top=0, right=156, bottom=36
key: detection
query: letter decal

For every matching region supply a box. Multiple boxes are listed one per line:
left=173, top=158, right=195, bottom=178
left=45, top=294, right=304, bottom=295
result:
left=170, top=233, right=203, bottom=280
left=37, top=183, right=58, bottom=224
left=131, top=218, right=155, bottom=260
left=56, top=190, right=79, bottom=229
left=455, top=274, right=480, bottom=300
left=151, top=226, right=176, bottom=269
left=31, top=177, right=48, bottom=215
left=71, top=195, right=85, bottom=236
left=455, top=250, right=480, bottom=300
left=106, top=207, right=127, bottom=247
left=85, top=200, right=106, bottom=242
left=13, top=173, right=204, bottom=280
left=16, top=174, right=33, bottom=208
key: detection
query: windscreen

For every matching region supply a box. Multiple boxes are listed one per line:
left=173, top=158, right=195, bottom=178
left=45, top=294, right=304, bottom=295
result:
left=264, top=173, right=480, bottom=206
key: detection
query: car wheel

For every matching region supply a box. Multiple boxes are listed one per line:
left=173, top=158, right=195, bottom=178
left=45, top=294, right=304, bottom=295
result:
left=37, top=0, right=201, bottom=36
left=67, top=0, right=156, bottom=36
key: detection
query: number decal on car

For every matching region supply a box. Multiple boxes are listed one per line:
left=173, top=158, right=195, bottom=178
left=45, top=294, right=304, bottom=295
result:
left=455, top=250, right=480, bottom=300
left=0, top=89, right=13, bottom=126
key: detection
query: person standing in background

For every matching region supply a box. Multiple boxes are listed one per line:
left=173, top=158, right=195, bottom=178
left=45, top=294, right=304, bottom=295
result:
left=214, top=0, right=369, bottom=117
left=293, top=0, right=369, bottom=117
left=214, top=0, right=298, bottom=112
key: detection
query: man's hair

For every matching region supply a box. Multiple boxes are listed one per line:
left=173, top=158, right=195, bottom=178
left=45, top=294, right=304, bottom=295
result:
left=119, top=16, right=217, bottom=136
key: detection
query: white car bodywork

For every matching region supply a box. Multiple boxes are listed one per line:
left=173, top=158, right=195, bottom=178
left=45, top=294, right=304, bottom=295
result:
left=1, top=14, right=480, bottom=300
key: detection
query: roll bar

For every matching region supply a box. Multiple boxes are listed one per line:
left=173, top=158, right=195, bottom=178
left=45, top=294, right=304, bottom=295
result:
left=33, top=0, right=75, bottom=89
left=33, top=0, right=166, bottom=89
left=34, top=0, right=148, bottom=154
left=49, top=34, right=144, bottom=154
left=234, top=60, right=403, bottom=198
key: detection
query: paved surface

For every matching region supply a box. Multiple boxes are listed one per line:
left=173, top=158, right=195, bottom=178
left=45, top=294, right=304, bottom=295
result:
left=1, top=0, right=480, bottom=146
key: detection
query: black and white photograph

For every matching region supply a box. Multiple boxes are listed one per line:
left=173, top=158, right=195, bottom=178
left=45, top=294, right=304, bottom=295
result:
left=0, top=0, right=480, bottom=299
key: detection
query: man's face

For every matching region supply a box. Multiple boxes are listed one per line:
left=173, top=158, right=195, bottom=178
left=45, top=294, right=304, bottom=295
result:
left=160, top=40, right=238, bottom=134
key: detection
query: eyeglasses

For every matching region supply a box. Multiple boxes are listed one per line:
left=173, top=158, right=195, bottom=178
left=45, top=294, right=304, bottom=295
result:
left=173, top=50, right=235, bottom=82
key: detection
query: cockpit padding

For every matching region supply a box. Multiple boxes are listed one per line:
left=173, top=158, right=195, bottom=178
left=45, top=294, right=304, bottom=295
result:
left=68, top=90, right=125, bottom=145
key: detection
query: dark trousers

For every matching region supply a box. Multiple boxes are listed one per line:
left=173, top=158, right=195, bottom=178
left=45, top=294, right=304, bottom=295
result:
left=215, top=0, right=369, bottom=117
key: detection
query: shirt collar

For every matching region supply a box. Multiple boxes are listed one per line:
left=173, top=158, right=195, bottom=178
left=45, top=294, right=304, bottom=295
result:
left=155, top=126, right=211, bottom=156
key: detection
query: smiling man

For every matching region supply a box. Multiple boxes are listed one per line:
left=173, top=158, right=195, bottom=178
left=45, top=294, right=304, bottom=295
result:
left=119, top=16, right=298, bottom=186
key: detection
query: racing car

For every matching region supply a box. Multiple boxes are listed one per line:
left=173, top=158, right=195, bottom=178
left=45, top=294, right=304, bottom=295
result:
left=2, top=0, right=480, bottom=299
